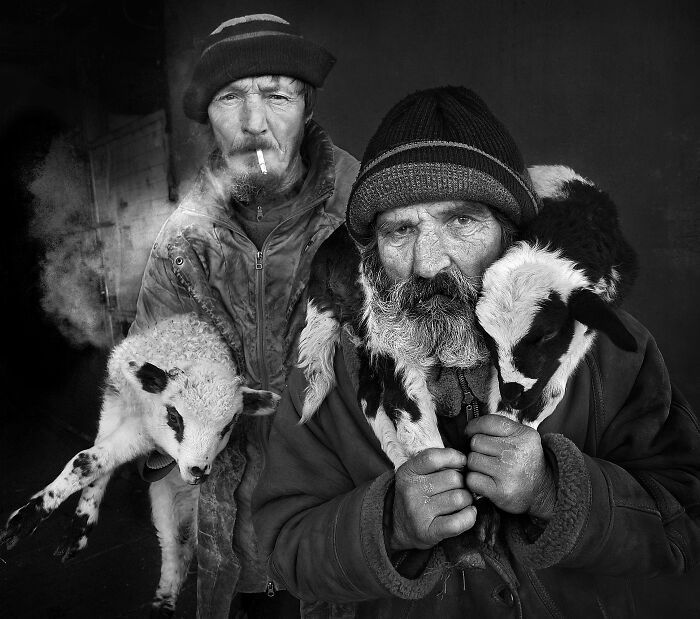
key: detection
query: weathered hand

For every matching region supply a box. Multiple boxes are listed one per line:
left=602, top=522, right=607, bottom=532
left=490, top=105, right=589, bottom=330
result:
left=465, top=415, right=556, bottom=520
left=389, top=448, right=477, bottom=552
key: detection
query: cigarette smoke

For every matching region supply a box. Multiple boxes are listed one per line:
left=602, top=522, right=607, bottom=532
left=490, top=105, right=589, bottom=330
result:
left=26, top=135, right=111, bottom=349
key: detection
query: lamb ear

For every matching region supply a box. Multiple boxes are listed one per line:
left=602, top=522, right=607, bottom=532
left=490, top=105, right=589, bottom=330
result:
left=241, top=387, right=281, bottom=416
left=569, top=289, right=637, bottom=352
left=128, top=361, right=170, bottom=393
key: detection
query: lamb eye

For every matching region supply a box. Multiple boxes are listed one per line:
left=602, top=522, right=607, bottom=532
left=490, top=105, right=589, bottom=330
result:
left=220, top=420, right=234, bottom=439
left=166, top=405, right=182, bottom=427
left=538, top=329, right=559, bottom=344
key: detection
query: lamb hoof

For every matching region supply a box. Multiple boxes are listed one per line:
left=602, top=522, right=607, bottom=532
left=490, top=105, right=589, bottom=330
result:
left=0, top=496, right=49, bottom=550
left=474, top=499, right=501, bottom=548
left=150, top=597, right=175, bottom=618
left=54, top=535, right=84, bottom=562
left=54, top=513, right=92, bottom=562
left=441, top=533, right=486, bottom=569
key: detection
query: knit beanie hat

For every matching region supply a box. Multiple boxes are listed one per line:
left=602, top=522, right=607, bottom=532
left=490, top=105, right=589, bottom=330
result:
left=346, top=86, right=540, bottom=246
left=183, top=14, right=336, bottom=123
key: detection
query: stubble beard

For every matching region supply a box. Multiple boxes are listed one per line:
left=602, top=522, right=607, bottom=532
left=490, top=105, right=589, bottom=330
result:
left=360, top=246, right=490, bottom=370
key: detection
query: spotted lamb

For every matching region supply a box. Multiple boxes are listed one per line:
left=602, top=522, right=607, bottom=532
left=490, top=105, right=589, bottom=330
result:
left=476, top=164, right=638, bottom=428
left=0, top=313, right=279, bottom=617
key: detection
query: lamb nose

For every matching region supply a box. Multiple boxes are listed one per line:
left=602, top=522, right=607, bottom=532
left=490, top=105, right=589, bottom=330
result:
left=190, top=465, right=204, bottom=477
left=501, top=382, right=524, bottom=403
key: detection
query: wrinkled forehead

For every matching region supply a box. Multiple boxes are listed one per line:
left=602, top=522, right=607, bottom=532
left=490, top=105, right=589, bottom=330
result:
left=214, top=75, right=303, bottom=97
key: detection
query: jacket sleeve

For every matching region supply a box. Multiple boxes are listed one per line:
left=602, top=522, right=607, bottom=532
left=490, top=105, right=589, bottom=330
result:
left=507, top=316, right=700, bottom=577
left=129, top=230, right=198, bottom=335
left=252, top=362, right=445, bottom=603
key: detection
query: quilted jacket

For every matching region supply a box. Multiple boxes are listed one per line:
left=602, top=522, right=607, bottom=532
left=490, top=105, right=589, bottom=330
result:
left=129, top=121, right=359, bottom=618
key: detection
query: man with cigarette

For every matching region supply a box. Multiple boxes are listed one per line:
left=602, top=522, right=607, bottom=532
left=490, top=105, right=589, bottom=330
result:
left=129, top=14, right=359, bottom=619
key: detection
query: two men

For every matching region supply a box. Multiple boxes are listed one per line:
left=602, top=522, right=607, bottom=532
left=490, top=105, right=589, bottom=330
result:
left=130, top=14, right=358, bottom=618
left=253, top=87, right=700, bottom=617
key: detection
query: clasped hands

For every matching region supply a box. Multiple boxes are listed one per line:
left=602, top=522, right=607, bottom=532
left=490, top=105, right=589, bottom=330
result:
left=388, top=415, right=556, bottom=553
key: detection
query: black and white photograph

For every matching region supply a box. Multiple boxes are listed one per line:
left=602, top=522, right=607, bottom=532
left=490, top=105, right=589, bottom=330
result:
left=1, top=1, right=699, bottom=617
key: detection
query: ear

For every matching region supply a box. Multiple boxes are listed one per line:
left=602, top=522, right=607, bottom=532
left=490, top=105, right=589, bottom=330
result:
left=569, top=289, right=637, bottom=352
left=128, top=361, right=170, bottom=394
left=241, top=387, right=281, bottom=416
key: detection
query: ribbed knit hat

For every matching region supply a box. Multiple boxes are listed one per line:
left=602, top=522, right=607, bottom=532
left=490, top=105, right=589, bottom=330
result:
left=347, top=86, right=540, bottom=246
left=183, top=14, right=336, bottom=123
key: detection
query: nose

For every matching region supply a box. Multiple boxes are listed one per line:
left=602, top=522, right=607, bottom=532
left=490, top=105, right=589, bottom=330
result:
left=412, top=231, right=450, bottom=279
left=189, top=465, right=208, bottom=479
left=501, top=382, right=524, bottom=404
left=242, top=97, right=267, bottom=135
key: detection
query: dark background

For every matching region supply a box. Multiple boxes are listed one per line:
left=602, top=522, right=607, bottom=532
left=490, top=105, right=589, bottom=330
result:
left=1, top=1, right=699, bottom=617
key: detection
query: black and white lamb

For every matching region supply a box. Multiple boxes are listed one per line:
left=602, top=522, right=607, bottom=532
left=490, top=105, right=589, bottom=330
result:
left=475, top=164, right=638, bottom=428
left=0, top=313, right=279, bottom=617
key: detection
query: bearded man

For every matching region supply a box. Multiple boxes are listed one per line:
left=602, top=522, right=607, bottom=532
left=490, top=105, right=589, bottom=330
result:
left=252, top=87, right=700, bottom=618
left=129, top=14, right=359, bottom=619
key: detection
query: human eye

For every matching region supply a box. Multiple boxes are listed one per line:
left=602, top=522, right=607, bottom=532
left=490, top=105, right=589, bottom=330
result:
left=450, top=213, right=476, bottom=227
left=381, top=224, right=414, bottom=243
left=215, top=91, right=241, bottom=103
left=267, top=92, right=292, bottom=103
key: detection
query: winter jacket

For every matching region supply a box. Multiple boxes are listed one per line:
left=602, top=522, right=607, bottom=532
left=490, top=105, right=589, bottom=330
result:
left=252, top=311, right=700, bottom=619
left=129, top=121, right=360, bottom=618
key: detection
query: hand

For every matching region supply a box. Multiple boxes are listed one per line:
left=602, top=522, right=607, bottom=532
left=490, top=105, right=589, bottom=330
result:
left=465, top=415, right=556, bottom=520
left=389, top=448, right=477, bottom=552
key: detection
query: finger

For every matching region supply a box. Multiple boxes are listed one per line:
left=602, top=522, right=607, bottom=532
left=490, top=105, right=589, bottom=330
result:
left=428, top=489, right=473, bottom=515
left=429, top=506, right=478, bottom=542
left=422, top=468, right=467, bottom=495
left=467, top=451, right=500, bottom=475
left=466, top=471, right=498, bottom=498
left=409, top=447, right=467, bottom=476
left=465, top=414, right=520, bottom=438
left=470, top=433, right=508, bottom=457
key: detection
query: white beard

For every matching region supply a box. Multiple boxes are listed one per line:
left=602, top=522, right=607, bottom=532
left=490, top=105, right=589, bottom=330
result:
left=359, top=250, right=489, bottom=370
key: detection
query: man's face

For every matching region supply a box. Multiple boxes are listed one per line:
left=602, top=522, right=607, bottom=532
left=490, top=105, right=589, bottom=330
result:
left=207, top=75, right=306, bottom=193
left=376, top=199, right=503, bottom=283
left=361, top=199, right=504, bottom=368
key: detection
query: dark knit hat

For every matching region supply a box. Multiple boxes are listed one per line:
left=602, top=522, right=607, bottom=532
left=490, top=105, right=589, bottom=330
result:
left=183, top=14, right=335, bottom=123
left=347, top=86, right=540, bottom=246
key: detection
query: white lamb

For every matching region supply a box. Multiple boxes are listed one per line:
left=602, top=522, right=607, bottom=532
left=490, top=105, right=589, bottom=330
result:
left=0, top=313, right=279, bottom=617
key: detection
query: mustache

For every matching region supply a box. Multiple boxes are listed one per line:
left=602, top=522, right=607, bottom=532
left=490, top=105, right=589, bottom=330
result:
left=396, top=271, right=480, bottom=314
left=226, top=138, right=276, bottom=155
left=360, top=247, right=489, bottom=369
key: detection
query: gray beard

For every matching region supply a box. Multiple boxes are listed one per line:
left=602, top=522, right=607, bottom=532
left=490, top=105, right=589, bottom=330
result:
left=205, top=149, right=285, bottom=206
left=360, top=248, right=489, bottom=370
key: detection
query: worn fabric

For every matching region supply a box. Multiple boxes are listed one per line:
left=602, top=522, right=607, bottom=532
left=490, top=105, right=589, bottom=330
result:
left=130, top=121, right=359, bottom=618
left=252, top=310, right=700, bottom=618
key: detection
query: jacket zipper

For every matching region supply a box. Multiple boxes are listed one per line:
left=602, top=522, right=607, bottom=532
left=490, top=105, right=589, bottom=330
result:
left=255, top=249, right=268, bottom=389
left=189, top=190, right=334, bottom=389
left=265, top=580, right=276, bottom=597
left=253, top=190, right=333, bottom=390
left=457, top=369, right=480, bottom=421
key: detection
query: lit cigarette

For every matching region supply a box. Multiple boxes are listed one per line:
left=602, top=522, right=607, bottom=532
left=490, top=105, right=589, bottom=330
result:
left=256, top=149, right=267, bottom=174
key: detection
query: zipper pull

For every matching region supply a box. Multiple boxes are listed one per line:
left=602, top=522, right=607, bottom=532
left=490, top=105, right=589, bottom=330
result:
left=255, top=250, right=263, bottom=270
left=257, top=205, right=263, bottom=221
left=265, top=580, right=276, bottom=597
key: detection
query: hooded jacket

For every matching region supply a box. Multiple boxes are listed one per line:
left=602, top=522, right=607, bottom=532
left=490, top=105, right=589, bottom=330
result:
left=252, top=310, right=700, bottom=619
left=129, top=121, right=359, bottom=618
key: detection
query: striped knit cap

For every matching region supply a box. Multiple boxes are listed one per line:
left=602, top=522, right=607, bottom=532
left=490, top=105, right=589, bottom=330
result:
left=183, top=14, right=335, bottom=123
left=347, top=86, right=540, bottom=246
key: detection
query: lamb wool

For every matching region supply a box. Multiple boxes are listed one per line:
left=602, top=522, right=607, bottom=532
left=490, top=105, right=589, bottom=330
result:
left=346, top=86, right=540, bottom=246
